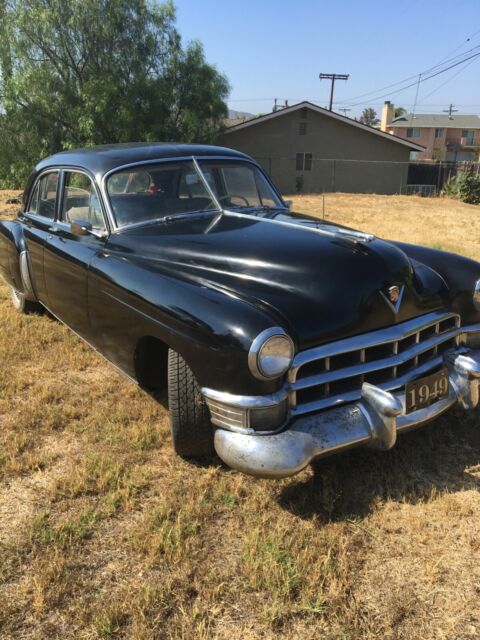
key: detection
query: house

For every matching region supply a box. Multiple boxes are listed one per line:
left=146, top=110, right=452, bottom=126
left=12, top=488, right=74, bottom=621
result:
left=217, top=101, right=424, bottom=194
left=381, top=101, right=480, bottom=162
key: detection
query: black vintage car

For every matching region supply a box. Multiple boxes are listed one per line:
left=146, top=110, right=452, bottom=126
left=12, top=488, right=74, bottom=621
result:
left=1, top=143, right=480, bottom=478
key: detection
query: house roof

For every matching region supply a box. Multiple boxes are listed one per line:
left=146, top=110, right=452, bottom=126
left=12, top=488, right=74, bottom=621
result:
left=222, top=101, right=425, bottom=151
left=390, top=114, right=480, bottom=129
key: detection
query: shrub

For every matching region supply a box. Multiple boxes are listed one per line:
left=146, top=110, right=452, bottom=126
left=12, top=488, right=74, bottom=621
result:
left=444, top=169, right=480, bottom=205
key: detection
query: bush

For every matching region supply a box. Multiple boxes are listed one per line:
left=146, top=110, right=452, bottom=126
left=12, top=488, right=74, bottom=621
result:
left=443, top=169, right=480, bottom=205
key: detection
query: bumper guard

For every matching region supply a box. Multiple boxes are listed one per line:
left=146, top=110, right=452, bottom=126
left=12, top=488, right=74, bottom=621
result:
left=211, top=350, right=480, bottom=478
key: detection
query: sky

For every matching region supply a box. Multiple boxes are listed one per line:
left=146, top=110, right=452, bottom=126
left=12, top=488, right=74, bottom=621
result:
left=173, top=0, right=480, bottom=118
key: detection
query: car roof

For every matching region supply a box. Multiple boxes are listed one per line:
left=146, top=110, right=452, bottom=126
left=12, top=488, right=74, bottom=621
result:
left=35, top=142, right=251, bottom=177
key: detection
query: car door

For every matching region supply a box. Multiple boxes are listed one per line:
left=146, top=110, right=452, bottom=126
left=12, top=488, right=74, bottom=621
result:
left=20, top=170, right=60, bottom=303
left=43, top=169, right=109, bottom=340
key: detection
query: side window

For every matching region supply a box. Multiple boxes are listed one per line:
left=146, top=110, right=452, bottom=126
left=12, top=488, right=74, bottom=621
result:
left=108, top=170, right=153, bottom=194
left=28, top=172, right=59, bottom=219
left=62, top=172, right=106, bottom=231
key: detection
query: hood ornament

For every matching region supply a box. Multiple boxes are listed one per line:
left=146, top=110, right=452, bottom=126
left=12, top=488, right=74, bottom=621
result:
left=381, top=284, right=404, bottom=314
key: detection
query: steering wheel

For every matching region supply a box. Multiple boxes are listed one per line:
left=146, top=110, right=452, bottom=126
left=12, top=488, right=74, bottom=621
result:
left=218, top=194, right=250, bottom=207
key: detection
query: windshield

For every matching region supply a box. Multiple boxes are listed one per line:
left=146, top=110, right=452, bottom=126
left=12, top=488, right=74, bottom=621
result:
left=198, top=160, right=283, bottom=210
left=106, top=160, right=218, bottom=227
left=106, top=159, right=284, bottom=227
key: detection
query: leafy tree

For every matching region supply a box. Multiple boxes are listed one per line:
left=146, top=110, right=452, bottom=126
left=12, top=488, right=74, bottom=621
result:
left=394, top=106, right=407, bottom=118
left=0, top=0, right=230, bottom=187
left=359, top=107, right=380, bottom=127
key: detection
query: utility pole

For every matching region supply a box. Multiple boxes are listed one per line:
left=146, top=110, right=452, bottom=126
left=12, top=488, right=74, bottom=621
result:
left=339, top=107, right=351, bottom=117
left=319, top=73, right=349, bottom=111
left=443, top=103, right=458, bottom=119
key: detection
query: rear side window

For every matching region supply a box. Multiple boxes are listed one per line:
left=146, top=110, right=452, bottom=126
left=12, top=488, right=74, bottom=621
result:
left=28, top=172, right=59, bottom=219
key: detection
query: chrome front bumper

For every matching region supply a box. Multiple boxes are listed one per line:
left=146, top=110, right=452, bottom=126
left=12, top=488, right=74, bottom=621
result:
left=210, top=350, right=480, bottom=479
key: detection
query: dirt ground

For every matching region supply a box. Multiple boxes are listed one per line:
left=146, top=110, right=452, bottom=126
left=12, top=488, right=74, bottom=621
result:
left=0, top=190, right=480, bottom=640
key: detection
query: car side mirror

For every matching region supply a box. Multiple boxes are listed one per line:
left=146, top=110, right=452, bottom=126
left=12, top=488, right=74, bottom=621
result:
left=71, top=219, right=93, bottom=236
left=70, top=219, right=107, bottom=239
left=284, top=200, right=292, bottom=210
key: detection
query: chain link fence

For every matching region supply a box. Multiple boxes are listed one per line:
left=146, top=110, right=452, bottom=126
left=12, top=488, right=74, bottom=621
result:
left=252, top=156, right=480, bottom=196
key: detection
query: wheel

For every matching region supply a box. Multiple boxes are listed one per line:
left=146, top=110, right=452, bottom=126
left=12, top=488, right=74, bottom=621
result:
left=167, top=348, right=214, bottom=457
left=8, top=285, right=41, bottom=314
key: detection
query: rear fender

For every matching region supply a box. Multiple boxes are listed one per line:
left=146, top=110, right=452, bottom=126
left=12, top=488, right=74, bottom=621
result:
left=0, top=221, right=36, bottom=299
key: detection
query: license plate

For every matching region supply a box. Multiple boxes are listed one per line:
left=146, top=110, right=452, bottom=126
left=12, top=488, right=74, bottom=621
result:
left=405, top=368, right=450, bottom=414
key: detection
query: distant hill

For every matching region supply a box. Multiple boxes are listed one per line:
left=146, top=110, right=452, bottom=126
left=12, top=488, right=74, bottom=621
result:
left=228, top=109, right=255, bottom=119
left=225, top=109, right=256, bottom=128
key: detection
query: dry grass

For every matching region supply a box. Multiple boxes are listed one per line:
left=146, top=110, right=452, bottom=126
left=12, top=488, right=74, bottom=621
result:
left=0, top=190, right=480, bottom=639
left=288, top=192, right=480, bottom=261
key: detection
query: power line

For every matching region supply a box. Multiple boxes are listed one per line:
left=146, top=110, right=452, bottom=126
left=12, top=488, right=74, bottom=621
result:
left=340, top=43, right=480, bottom=105
left=419, top=55, right=480, bottom=101
left=344, top=49, right=480, bottom=107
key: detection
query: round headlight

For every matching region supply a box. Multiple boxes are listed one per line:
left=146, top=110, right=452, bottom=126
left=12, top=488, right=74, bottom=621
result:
left=474, top=279, right=480, bottom=311
left=249, top=328, right=294, bottom=380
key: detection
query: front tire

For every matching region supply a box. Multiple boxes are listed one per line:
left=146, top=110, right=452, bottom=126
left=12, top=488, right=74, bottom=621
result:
left=8, top=285, right=41, bottom=314
left=167, top=348, right=214, bottom=457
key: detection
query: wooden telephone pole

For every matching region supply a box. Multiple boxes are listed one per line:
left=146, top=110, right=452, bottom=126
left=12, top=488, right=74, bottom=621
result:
left=319, top=73, right=349, bottom=111
left=443, top=103, right=458, bottom=119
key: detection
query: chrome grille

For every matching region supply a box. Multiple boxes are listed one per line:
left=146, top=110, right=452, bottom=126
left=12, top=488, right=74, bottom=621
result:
left=289, top=311, right=461, bottom=417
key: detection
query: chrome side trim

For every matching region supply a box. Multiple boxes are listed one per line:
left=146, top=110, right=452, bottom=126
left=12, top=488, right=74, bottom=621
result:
left=19, top=250, right=37, bottom=300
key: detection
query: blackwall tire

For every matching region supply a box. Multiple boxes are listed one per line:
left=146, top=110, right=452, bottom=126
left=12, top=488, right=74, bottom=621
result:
left=167, top=348, right=214, bottom=458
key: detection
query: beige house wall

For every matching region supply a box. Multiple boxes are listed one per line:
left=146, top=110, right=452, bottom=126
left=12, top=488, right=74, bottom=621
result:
left=218, top=109, right=412, bottom=195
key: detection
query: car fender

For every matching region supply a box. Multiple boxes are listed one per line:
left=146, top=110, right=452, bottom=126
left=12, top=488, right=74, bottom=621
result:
left=0, top=220, right=30, bottom=294
left=88, top=252, right=288, bottom=395
left=392, top=241, right=480, bottom=324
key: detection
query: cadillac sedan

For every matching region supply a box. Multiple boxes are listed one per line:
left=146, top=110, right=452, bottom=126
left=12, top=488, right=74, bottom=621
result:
left=1, top=143, right=479, bottom=478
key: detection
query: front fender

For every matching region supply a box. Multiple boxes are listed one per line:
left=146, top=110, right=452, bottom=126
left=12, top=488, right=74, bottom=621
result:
left=89, top=252, right=290, bottom=396
left=392, top=241, right=480, bottom=325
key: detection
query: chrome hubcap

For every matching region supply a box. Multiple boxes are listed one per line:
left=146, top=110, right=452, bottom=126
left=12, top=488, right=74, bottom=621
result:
left=10, top=286, right=23, bottom=308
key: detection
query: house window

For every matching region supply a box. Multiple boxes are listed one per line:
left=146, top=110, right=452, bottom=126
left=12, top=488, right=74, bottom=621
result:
left=406, top=127, right=420, bottom=138
left=299, top=121, right=307, bottom=135
left=462, top=129, right=474, bottom=145
left=434, top=128, right=443, bottom=138
left=296, top=152, right=312, bottom=171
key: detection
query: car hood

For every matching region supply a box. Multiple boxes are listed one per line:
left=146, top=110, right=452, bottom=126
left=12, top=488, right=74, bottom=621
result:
left=109, top=209, right=448, bottom=349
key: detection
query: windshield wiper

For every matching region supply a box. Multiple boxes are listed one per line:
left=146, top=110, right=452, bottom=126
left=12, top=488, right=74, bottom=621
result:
left=163, top=209, right=218, bottom=223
